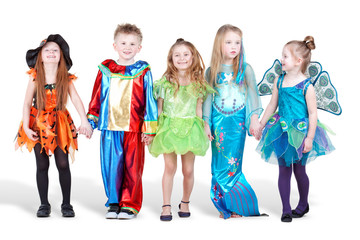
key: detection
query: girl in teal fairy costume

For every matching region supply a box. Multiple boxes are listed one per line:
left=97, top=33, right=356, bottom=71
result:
left=255, top=36, right=338, bottom=222
left=203, top=24, right=264, bottom=219
left=149, top=39, right=214, bottom=221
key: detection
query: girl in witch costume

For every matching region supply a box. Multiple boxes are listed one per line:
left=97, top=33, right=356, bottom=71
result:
left=15, top=34, right=93, bottom=217
left=255, top=36, right=338, bottom=222
left=203, top=24, right=264, bottom=219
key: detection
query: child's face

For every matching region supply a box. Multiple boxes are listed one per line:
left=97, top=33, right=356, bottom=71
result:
left=281, top=45, right=300, bottom=72
left=113, top=33, right=142, bottom=65
left=172, top=44, right=193, bottom=71
left=222, top=31, right=241, bottom=64
left=41, top=42, right=61, bottom=65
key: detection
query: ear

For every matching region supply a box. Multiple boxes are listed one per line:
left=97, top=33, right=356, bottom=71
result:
left=113, top=42, right=117, bottom=51
left=137, top=45, right=142, bottom=53
left=296, top=57, right=303, bottom=66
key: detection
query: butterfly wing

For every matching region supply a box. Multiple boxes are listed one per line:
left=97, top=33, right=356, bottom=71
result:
left=257, top=59, right=282, bottom=96
left=312, top=71, right=342, bottom=115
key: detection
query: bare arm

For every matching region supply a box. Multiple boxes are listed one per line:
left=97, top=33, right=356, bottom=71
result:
left=68, top=82, right=93, bottom=138
left=22, top=77, right=38, bottom=141
left=303, top=85, right=317, bottom=153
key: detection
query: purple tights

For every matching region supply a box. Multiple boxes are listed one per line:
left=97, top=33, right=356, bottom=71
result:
left=278, top=164, right=309, bottom=215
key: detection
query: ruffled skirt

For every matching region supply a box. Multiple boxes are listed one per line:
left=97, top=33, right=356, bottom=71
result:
left=149, top=113, right=209, bottom=157
left=15, top=106, right=78, bottom=162
left=256, top=113, right=335, bottom=166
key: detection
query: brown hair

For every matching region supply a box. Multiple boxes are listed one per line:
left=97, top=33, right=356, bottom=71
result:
left=209, top=24, right=243, bottom=87
left=163, top=38, right=207, bottom=96
left=114, top=23, right=143, bottom=43
left=34, top=46, right=70, bottom=112
left=285, top=36, right=316, bottom=73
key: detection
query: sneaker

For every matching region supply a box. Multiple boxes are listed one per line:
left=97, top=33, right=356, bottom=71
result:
left=61, top=203, right=75, bottom=217
left=37, top=204, right=51, bottom=217
left=117, top=209, right=137, bottom=219
left=106, top=204, right=120, bottom=219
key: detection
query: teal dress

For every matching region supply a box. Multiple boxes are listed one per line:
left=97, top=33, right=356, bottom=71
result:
left=149, top=77, right=214, bottom=157
left=256, top=74, right=335, bottom=166
left=203, top=64, right=263, bottom=219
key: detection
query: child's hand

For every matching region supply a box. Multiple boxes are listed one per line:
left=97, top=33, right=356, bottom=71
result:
left=141, top=133, right=154, bottom=145
left=204, top=122, right=213, bottom=141
left=303, top=137, right=313, bottom=153
left=24, top=127, right=39, bottom=141
left=249, top=118, right=261, bottom=138
left=77, top=121, right=93, bottom=139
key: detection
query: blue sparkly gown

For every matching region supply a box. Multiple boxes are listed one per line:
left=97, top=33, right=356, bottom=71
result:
left=203, top=64, right=263, bottom=219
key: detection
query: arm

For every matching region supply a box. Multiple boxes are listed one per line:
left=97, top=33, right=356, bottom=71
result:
left=256, top=77, right=279, bottom=140
left=244, top=64, right=263, bottom=136
left=203, top=68, right=213, bottom=141
left=303, top=84, right=317, bottom=153
left=22, top=77, right=38, bottom=141
left=87, top=70, right=103, bottom=129
left=68, top=81, right=93, bottom=138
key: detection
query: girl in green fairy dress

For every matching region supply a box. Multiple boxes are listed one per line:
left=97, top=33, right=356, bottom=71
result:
left=149, top=38, right=213, bottom=221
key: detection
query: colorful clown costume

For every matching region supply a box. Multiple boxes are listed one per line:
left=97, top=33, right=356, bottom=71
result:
left=87, top=59, right=157, bottom=214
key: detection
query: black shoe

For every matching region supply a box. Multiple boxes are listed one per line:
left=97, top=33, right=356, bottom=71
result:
left=281, top=213, right=292, bottom=222
left=61, top=203, right=75, bottom=217
left=178, top=201, right=191, bottom=218
left=106, top=204, right=120, bottom=219
left=37, top=204, right=51, bottom=217
left=292, top=204, right=309, bottom=218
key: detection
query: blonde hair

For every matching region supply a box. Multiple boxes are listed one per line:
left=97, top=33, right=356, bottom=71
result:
left=163, top=38, right=207, bottom=96
left=285, top=36, right=316, bottom=73
left=114, top=23, right=143, bottom=43
left=209, top=24, right=243, bottom=87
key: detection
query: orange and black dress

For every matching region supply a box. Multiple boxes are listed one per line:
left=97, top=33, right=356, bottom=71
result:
left=15, top=70, right=78, bottom=162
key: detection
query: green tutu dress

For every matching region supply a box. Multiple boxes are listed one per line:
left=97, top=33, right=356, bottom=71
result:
left=149, top=77, right=214, bottom=157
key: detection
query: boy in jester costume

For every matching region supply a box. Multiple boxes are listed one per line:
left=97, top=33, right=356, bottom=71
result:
left=87, top=23, right=157, bottom=219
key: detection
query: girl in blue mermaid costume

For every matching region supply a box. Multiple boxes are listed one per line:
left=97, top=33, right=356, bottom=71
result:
left=256, top=36, right=335, bottom=222
left=203, top=25, right=263, bottom=219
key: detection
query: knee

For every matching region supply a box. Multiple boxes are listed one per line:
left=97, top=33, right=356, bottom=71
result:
left=182, top=165, right=194, bottom=179
left=164, top=163, right=177, bottom=177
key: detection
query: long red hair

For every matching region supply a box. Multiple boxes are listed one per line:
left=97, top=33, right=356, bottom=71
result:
left=34, top=46, right=70, bottom=111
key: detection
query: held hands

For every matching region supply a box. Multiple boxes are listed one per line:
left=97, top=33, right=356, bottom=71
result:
left=77, top=121, right=93, bottom=139
left=249, top=118, right=263, bottom=140
left=141, top=133, right=154, bottom=145
left=204, top=122, right=214, bottom=141
left=24, top=127, right=39, bottom=141
left=302, top=137, right=313, bottom=153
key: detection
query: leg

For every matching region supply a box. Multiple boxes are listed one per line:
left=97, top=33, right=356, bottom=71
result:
left=34, top=144, right=50, bottom=205
left=119, top=132, right=145, bottom=214
left=278, top=164, right=292, bottom=216
left=54, top=147, right=71, bottom=205
left=179, top=151, right=195, bottom=213
left=293, top=163, right=309, bottom=214
left=100, top=130, right=125, bottom=207
left=162, top=152, right=177, bottom=216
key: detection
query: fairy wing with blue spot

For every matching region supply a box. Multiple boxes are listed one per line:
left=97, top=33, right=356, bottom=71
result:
left=305, top=61, right=322, bottom=83
left=257, top=59, right=283, bottom=96
left=312, top=71, right=342, bottom=115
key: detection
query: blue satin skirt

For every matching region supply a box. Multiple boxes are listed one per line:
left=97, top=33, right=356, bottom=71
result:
left=210, top=107, right=260, bottom=219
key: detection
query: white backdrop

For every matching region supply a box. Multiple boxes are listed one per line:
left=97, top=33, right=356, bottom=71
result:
left=1, top=0, right=358, bottom=239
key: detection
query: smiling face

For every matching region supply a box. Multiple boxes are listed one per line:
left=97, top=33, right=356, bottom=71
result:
left=41, top=42, right=61, bottom=65
left=222, top=31, right=241, bottom=65
left=113, top=33, right=142, bottom=65
left=281, top=45, right=300, bottom=72
left=172, top=44, right=193, bottom=71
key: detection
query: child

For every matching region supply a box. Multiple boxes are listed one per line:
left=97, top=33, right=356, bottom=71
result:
left=149, top=38, right=213, bottom=221
left=87, top=23, right=158, bottom=219
left=255, top=36, right=335, bottom=222
left=16, top=34, right=93, bottom=217
left=203, top=24, right=263, bottom=219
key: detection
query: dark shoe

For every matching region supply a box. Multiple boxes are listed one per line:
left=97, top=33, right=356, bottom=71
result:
left=160, top=205, right=172, bottom=221
left=37, top=204, right=51, bottom=217
left=61, top=203, right=75, bottom=217
left=292, top=204, right=309, bottom=218
left=118, top=208, right=137, bottom=219
left=178, top=201, right=190, bottom=218
left=106, top=204, right=120, bottom=219
left=281, top=213, right=292, bottom=222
